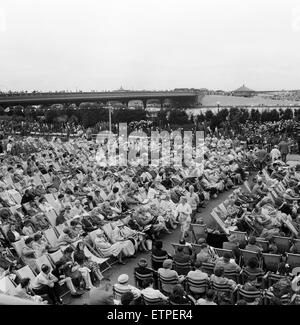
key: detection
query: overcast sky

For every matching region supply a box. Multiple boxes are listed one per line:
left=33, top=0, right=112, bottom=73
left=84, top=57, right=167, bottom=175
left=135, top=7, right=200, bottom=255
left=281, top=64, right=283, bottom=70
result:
left=1, top=0, right=300, bottom=91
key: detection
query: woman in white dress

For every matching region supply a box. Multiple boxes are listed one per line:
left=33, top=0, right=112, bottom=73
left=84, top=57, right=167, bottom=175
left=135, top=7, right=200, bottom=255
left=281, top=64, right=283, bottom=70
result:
left=176, top=196, right=192, bottom=240
left=94, top=233, right=126, bottom=265
left=111, top=223, right=136, bottom=257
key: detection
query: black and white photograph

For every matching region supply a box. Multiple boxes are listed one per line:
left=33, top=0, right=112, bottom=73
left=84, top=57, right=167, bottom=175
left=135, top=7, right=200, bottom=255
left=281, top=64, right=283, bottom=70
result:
left=1, top=0, right=300, bottom=314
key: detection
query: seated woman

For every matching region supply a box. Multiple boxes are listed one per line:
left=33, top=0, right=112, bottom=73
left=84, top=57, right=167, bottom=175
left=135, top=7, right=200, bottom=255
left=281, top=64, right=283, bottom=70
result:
left=58, top=228, right=81, bottom=247
left=31, top=212, right=51, bottom=231
left=210, top=267, right=237, bottom=290
left=21, top=237, right=39, bottom=273
left=94, top=232, right=127, bottom=264
left=159, top=194, right=179, bottom=230
left=242, top=257, right=265, bottom=286
left=73, top=242, right=103, bottom=284
left=115, top=222, right=148, bottom=252
left=169, top=284, right=195, bottom=305
left=6, top=224, right=21, bottom=243
left=148, top=203, right=171, bottom=237
left=38, top=197, right=56, bottom=214
left=110, top=223, right=136, bottom=256
left=21, top=220, right=36, bottom=237
left=56, top=246, right=91, bottom=291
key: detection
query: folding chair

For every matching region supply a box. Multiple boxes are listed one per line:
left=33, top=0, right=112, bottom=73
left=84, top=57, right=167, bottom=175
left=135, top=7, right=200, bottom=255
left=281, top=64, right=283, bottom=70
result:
left=48, top=249, right=64, bottom=265
left=32, top=175, right=43, bottom=186
left=42, top=174, right=52, bottom=184
left=7, top=189, right=22, bottom=205
left=222, top=242, right=237, bottom=250
left=264, top=272, right=291, bottom=289
left=22, top=202, right=32, bottom=213
left=0, top=224, right=11, bottom=242
left=267, top=193, right=275, bottom=204
left=201, top=262, right=215, bottom=276
left=173, top=260, right=191, bottom=276
left=237, top=286, right=263, bottom=304
left=223, top=270, right=241, bottom=283
left=286, top=253, right=300, bottom=269
left=191, top=244, right=203, bottom=255
left=273, top=236, right=291, bottom=254
left=171, top=243, right=191, bottom=256
left=45, top=210, right=58, bottom=227
left=190, top=224, right=207, bottom=243
left=44, top=194, right=60, bottom=215
left=211, top=282, right=233, bottom=302
left=9, top=205, right=22, bottom=216
left=270, top=190, right=278, bottom=200
left=4, top=176, right=14, bottom=187
left=211, top=211, right=230, bottom=235
left=83, top=244, right=111, bottom=273
left=214, top=248, right=233, bottom=258
left=54, top=224, right=65, bottom=237
left=43, top=228, right=59, bottom=248
left=101, top=223, right=114, bottom=242
left=35, top=254, right=54, bottom=272
left=240, top=267, right=264, bottom=284
left=229, top=231, right=247, bottom=242
left=291, top=239, right=300, bottom=254
left=16, top=265, right=37, bottom=282
left=151, top=253, right=168, bottom=271
left=244, top=181, right=252, bottom=194
left=262, top=253, right=281, bottom=272
left=112, top=285, right=131, bottom=301
left=134, top=270, right=156, bottom=289
left=11, top=238, right=26, bottom=257
left=264, top=290, right=290, bottom=305
left=240, top=249, right=261, bottom=267
left=158, top=274, right=178, bottom=296
left=88, top=229, right=103, bottom=244
left=142, top=294, right=164, bottom=305
left=256, top=238, right=269, bottom=252
left=186, top=278, right=208, bottom=297
left=0, top=276, right=17, bottom=296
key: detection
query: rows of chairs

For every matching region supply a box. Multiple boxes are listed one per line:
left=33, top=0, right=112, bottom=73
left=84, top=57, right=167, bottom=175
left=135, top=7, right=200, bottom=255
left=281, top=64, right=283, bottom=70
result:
left=116, top=270, right=280, bottom=305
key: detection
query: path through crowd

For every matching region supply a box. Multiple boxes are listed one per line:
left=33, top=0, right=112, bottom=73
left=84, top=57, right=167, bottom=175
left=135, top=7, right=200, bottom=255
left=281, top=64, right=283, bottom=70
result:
left=68, top=187, right=235, bottom=305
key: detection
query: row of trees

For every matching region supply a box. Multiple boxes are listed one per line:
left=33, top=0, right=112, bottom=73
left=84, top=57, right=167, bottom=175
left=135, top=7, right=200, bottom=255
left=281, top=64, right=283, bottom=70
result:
left=0, top=104, right=298, bottom=129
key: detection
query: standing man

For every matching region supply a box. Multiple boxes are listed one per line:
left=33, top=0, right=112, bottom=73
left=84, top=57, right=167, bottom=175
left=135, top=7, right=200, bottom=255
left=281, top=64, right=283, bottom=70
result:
left=278, top=138, right=289, bottom=163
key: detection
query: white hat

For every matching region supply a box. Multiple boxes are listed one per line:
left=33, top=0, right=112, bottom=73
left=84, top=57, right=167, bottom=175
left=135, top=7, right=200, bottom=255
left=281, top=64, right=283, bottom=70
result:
left=118, top=274, right=129, bottom=284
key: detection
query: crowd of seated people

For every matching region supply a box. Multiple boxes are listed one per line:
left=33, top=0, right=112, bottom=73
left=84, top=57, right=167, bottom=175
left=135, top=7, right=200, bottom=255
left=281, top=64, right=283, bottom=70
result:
left=0, top=128, right=299, bottom=305
left=0, top=131, right=254, bottom=304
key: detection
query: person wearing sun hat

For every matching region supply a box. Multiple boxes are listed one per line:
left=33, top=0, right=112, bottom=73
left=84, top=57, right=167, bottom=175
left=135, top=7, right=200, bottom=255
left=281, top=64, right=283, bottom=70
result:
left=113, top=274, right=141, bottom=300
